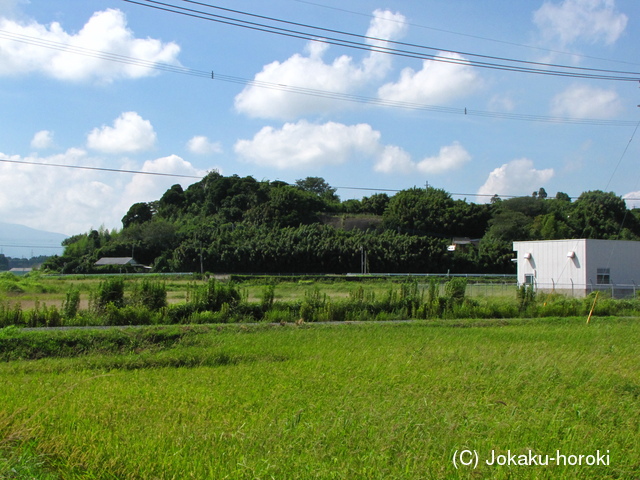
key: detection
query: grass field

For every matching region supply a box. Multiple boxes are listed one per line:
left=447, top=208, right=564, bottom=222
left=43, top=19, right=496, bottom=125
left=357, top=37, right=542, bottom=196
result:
left=0, top=273, right=517, bottom=309
left=1, top=318, right=639, bottom=479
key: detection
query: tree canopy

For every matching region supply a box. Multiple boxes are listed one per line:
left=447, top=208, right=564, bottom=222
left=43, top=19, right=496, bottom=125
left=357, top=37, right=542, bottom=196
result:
left=42, top=175, right=640, bottom=275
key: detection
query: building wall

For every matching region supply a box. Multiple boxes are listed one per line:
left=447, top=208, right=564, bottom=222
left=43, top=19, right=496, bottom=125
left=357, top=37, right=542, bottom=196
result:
left=513, top=239, right=585, bottom=290
left=513, top=239, right=640, bottom=297
left=584, top=239, right=640, bottom=286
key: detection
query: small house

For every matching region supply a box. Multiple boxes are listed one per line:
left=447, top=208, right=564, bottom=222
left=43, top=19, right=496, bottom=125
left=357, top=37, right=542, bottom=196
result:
left=94, top=257, right=149, bottom=272
left=513, top=239, right=640, bottom=298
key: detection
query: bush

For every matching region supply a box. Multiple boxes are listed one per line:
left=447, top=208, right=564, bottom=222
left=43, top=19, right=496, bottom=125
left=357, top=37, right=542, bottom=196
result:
left=102, top=304, right=157, bottom=326
left=95, top=277, right=125, bottom=310
left=132, top=279, right=167, bottom=311
left=63, top=287, right=81, bottom=320
left=189, top=279, right=240, bottom=312
left=26, top=302, right=62, bottom=327
left=0, top=303, right=23, bottom=328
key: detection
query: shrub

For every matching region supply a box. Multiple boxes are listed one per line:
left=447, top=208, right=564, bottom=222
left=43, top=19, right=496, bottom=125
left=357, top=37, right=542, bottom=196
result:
left=261, top=284, right=275, bottom=312
left=62, top=287, right=81, bottom=320
left=132, top=279, right=167, bottom=311
left=0, top=303, right=23, bottom=328
left=26, top=302, right=62, bottom=327
left=102, top=304, right=156, bottom=326
left=444, top=278, right=467, bottom=303
left=190, top=279, right=240, bottom=312
left=95, top=277, right=125, bottom=310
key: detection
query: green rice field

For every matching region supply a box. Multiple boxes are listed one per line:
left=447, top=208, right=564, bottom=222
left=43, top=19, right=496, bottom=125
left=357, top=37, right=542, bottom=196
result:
left=1, top=318, right=639, bottom=479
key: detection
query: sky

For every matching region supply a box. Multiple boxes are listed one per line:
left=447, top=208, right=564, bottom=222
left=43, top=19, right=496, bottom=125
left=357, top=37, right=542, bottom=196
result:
left=1, top=0, right=640, bottom=241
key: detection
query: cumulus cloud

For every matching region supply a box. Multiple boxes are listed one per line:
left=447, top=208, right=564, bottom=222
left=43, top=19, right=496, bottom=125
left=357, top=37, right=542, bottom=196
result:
left=115, top=154, right=207, bottom=215
left=478, top=158, right=554, bottom=198
left=234, top=9, right=407, bottom=119
left=87, top=112, right=157, bottom=154
left=374, top=142, right=471, bottom=175
left=235, top=120, right=471, bottom=177
left=373, top=145, right=415, bottom=174
left=623, top=191, right=640, bottom=209
left=533, top=0, right=628, bottom=47
left=0, top=8, right=181, bottom=82
left=0, top=149, right=203, bottom=234
left=378, top=52, right=480, bottom=104
left=30, top=130, right=54, bottom=149
left=234, top=120, right=381, bottom=169
left=186, top=136, right=222, bottom=155
left=550, top=84, right=622, bottom=118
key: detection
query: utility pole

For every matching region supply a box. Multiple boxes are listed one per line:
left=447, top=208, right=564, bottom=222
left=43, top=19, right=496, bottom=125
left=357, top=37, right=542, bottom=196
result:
left=360, top=246, right=367, bottom=275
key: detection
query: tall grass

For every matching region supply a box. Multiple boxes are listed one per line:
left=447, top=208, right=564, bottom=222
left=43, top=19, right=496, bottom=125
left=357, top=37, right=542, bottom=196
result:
left=2, top=274, right=640, bottom=327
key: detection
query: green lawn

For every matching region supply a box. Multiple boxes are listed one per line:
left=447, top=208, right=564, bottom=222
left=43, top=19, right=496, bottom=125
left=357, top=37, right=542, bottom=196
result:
left=1, top=318, right=639, bottom=479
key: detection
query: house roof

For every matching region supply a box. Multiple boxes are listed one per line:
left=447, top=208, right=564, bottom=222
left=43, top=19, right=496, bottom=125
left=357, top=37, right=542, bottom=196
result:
left=95, top=257, right=137, bottom=266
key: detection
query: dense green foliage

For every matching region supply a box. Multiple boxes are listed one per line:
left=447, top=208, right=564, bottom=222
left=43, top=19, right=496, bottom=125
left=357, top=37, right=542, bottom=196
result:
left=41, top=173, right=640, bottom=274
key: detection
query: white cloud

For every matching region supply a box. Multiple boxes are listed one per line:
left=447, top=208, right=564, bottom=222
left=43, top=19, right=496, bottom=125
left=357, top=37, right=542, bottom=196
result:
left=623, top=191, right=640, bottom=209
left=478, top=158, right=554, bottom=199
left=0, top=149, right=204, bottom=234
left=533, top=0, right=628, bottom=47
left=550, top=84, right=621, bottom=118
left=377, top=52, right=480, bottom=104
left=234, top=9, right=407, bottom=119
left=0, top=0, right=23, bottom=17
left=30, top=130, right=54, bottom=150
left=374, top=142, right=471, bottom=175
left=115, top=155, right=207, bottom=216
left=416, top=143, right=472, bottom=174
left=186, top=136, right=222, bottom=155
left=374, top=145, right=415, bottom=174
left=87, top=112, right=157, bottom=154
left=0, top=8, right=181, bottom=82
left=236, top=121, right=471, bottom=176
left=234, top=120, right=381, bottom=169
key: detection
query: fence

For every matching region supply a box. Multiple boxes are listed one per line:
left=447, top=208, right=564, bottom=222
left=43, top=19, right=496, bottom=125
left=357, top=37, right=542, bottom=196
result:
left=522, top=281, right=640, bottom=299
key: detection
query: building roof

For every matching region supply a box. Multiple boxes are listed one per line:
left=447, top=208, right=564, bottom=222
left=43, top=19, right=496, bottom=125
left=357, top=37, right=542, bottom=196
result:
left=94, top=257, right=138, bottom=266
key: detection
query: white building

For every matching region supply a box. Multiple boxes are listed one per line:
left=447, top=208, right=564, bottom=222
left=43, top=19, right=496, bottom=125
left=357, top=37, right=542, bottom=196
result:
left=513, top=239, right=640, bottom=297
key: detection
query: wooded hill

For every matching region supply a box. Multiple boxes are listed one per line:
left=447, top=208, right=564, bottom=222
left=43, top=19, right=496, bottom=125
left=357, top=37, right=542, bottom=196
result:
left=42, top=172, right=640, bottom=274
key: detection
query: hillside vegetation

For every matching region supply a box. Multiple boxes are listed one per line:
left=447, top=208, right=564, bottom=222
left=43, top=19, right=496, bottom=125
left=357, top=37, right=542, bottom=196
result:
left=42, top=174, right=640, bottom=274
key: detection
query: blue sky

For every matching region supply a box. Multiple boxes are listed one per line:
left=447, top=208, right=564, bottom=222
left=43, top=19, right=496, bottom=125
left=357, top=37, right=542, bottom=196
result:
left=1, top=0, right=639, bottom=237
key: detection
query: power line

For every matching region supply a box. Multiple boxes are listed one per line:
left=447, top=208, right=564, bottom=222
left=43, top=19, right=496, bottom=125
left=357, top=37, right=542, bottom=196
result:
left=122, top=0, right=640, bottom=82
left=287, top=0, right=640, bottom=69
left=0, top=29, right=636, bottom=127
left=0, top=244, right=64, bottom=250
left=5, top=156, right=640, bottom=202
left=0, top=157, right=203, bottom=179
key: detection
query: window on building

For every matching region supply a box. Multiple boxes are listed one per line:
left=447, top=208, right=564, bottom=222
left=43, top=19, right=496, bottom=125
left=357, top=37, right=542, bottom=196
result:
left=524, top=274, right=535, bottom=285
left=596, top=268, right=610, bottom=285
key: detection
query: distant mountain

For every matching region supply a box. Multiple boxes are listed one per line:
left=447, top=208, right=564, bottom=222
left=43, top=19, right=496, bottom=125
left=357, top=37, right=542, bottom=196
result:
left=0, top=222, right=67, bottom=259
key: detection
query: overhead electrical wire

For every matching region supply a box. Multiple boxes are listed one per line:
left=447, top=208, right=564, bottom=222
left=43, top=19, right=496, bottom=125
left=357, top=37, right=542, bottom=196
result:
left=287, top=0, right=640, bottom=69
left=122, top=0, right=640, bottom=82
left=0, top=157, right=202, bottom=179
left=0, top=29, right=636, bottom=127
left=5, top=156, right=640, bottom=202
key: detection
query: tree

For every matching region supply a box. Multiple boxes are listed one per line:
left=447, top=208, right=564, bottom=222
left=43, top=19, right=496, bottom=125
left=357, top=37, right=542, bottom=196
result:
left=0, top=254, right=8, bottom=271
left=383, top=187, right=457, bottom=237
left=569, top=190, right=640, bottom=239
left=122, top=202, right=154, bottom=229
left=295, top=177, right=339, bottom=202
left=361, top=193, right=390, bottom=215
